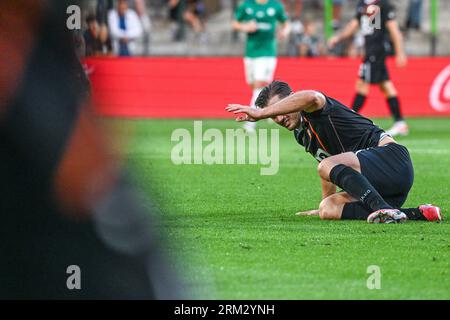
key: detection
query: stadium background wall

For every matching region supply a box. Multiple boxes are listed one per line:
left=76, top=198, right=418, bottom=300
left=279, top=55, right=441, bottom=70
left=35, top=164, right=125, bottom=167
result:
left=85, top=57, right=450, bottom=118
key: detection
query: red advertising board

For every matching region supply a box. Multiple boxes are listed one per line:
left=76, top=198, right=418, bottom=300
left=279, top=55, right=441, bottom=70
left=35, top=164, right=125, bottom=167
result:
left=85, top=57, right=450, bottom=118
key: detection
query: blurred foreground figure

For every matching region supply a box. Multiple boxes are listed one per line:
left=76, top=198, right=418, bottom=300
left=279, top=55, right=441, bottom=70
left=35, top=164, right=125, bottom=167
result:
left=0, top=0, right=179, bottom=299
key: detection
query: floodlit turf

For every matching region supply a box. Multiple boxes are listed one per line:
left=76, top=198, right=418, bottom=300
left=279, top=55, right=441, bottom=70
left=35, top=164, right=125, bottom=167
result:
left=116, top=117, right=450, bottom=299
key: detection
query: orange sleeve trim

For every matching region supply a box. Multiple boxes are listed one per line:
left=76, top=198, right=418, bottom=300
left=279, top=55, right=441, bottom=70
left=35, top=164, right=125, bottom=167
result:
left=304, top=117, right=329, bottom=153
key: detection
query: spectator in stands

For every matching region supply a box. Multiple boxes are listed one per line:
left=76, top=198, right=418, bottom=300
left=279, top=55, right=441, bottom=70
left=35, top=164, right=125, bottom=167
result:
left=97, top=0, right=114, bottom=26
left=298, top=19, right=324, bottom=57
left=405, top=0, right=423, bottom=31
left=84, top=14, right=100, bottom=57
left=108, top=0, right=143, bottom=56
left=98, top=24, right=113, bottom=55
left=168, top=0, right=207, bottom=42
left=332, top=0, right=344, bottom=30
left=309, top=0, right=323, bottom=10
left=282, top=0, right=303, bottom=56
left=282, top=0, right=302, bottom=21
left=133, top=0, right=152, bottom=55
left=184, top=0, right=207, bottom=42
left=84, top=14, right=113, bottom=57
left=168, top=0, right=186, bottom=41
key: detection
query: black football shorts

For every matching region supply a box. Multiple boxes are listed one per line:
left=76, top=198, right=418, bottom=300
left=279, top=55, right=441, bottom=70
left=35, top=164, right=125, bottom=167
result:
left=355, top=142, right=414, bottom=208
left=358, top=57, right=390, bottom=84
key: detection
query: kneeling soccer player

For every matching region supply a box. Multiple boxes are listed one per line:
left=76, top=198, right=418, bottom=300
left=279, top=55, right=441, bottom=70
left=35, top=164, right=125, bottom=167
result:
left=226, top=80, right=442, bottom=224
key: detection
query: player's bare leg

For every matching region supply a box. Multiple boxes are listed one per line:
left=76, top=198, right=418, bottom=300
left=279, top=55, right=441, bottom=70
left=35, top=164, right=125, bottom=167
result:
left=318, top=192, right=355, bottom=220
left=299, top=192, right=442, bottom=222
left=316, top=152, right=408, bottom=223
left=296, top=152, right=361, bottom=219
left=296, top=192, right=354, bottom=218
left=379, top=80, right=409, bottom=136
left=312, top=152, right=441, bottom=223
left=318, top=193, right=412, bottom=222
left=379, top=80, right=397, bottom=96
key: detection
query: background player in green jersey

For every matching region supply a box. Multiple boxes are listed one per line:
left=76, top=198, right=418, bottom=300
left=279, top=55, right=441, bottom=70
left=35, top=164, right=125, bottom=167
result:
left=233, top=0, right=290, bottom=133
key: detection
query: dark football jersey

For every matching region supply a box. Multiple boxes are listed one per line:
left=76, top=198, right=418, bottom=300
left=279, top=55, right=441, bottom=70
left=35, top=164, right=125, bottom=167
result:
left=294, top=94, right=385, bottom=162
left=355, top=0, right=396, bottom=60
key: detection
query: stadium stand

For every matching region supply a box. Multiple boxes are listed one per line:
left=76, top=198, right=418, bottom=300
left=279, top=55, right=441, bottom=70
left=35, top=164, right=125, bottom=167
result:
left=144, top=0, right=450, bottom=56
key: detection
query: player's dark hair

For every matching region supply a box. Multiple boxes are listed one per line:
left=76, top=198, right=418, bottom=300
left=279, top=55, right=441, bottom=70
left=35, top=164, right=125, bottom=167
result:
left=255, top=80, right=293, bottom=108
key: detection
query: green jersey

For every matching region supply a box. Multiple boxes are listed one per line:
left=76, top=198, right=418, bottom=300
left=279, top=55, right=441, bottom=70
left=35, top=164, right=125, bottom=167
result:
left=235, top=0, right=288, bottom=58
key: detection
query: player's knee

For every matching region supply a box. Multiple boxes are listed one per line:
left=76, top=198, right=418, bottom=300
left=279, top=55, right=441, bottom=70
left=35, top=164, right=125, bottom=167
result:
left=317, top=161, right=326, bottom=179
left=317, top=159, right=334, bottom=180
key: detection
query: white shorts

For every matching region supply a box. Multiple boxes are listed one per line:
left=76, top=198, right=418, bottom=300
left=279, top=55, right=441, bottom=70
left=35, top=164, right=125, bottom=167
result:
left=244, top=57, right=277, bottom=85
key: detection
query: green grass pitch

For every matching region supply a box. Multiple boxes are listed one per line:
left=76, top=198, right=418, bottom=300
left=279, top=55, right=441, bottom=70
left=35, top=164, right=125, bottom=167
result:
left=118, top=117, right=450, bottom=299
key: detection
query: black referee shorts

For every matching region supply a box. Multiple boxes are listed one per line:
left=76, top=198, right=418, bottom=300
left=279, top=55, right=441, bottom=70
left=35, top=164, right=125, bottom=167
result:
left=355, top=143, right=414, bottom=208
left=358, top=57, right=390, bottom=84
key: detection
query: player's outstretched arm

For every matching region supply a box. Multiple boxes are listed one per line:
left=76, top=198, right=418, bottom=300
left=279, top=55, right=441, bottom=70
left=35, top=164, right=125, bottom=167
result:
left=277, top=21, right=291, bottom=40
left=262, top=90, right=326, bottom=117
left=386, top=20, right=407, bottom=67
left=226, top=90, right=325, bottom=122
left=328, top=18, right=359, bottom=48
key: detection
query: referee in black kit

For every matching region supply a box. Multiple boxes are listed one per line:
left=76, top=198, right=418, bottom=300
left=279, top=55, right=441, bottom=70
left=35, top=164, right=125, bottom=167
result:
left=329, top=0, right=409, bottom=137
left=0, top=0, right=180, bottom=299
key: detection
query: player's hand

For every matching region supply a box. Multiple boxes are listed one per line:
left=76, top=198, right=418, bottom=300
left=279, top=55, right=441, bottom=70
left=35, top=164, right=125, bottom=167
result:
left=396, top=52, right=407, bottom=68
left=295, top=209, right=319, bottom=216
left=327, top=35, right=339, bottom=49
left=226, top=104, right=264, bottom=122
left=243, top=21, right=258, bottom=33
left=277, top=28, right=290, bottom=40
